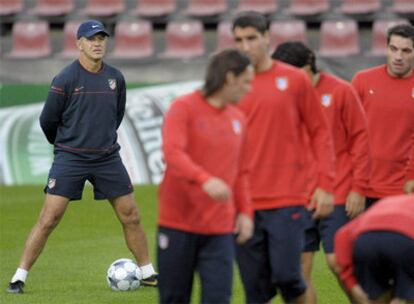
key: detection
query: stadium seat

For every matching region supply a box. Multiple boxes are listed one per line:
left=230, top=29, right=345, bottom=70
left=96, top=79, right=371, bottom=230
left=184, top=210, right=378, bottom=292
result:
left=7, top=21, right=51, bottom=58
left=30, top=0, right=74, bottom=16
left=131, top=0, right=176, bottom=18
left=0, top=0, right=23, bottom=16
left=285, top=0, right=330, bottom=16
left=109, top=20, right=154, bottom=59
left=368, top=19, right=410, bottom=56
left=269, top=19, right=307, bottom=51
left=161, top=19, right=205, bottom=58
left=185, top=0, right=228, bottom=17
left=216, top=20, right=233, bottom=50
left=337, top=0, right=381, bottom=14
left=57, top=20, right=82, bottom=58
left=318, top=19, right=360, bottom=57
left=80, top=0, right=125, bottom=17
left=235, top=0, right=278, bottom=15
left=389, top=0, right=414, bottom=14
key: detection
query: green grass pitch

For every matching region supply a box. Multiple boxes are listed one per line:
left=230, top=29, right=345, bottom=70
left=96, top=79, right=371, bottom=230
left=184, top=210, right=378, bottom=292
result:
left=0, top=185, right=347, bottom=304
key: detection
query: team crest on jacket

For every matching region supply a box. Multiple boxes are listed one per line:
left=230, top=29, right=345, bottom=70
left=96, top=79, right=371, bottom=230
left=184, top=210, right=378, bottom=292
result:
left=48, top=178, right=56, bottom=189
left=108, top=79, right=117, bottom=90
left=232, top=119, right=242, bottom=135
left=275, top=77, right=288, bottom=91
left=321, top=94, right=332, bottom=107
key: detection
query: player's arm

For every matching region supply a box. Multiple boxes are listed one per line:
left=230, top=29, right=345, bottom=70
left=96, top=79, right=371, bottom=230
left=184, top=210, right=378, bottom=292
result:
left=404, top=132, right=414, bottom=194
left=39, top=76, right=68, bottom=144
left=334, top=223, right=359, bottom=296
left=233, top=121, right=253, bottom=244
left=340, top=85, right=369, bottom=218
left=116, top=75, right=126, bottom=129
left=162, top=100, right=230, bottom=201
left=298, top=75, right=335, bottom=219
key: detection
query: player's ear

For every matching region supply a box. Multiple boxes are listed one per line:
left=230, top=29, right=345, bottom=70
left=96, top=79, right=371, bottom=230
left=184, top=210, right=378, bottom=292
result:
left=76, top=39, right=83, bottom=51
left=226, top=71, right=236, bottom=85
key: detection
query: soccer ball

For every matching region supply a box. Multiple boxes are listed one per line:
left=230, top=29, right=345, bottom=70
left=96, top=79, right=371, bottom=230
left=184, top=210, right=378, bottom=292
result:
left=107, top=258, right=142, bottom=291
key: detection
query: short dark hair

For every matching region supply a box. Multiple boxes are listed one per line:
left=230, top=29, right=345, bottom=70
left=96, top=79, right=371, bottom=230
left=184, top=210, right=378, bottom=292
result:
left=202, top=48, right=251, bottom=97
left=387, top=24, right=414, bottom=48
left=232, top=11, right=268, bottom=34
left=271, top=41, right=318, bottom=74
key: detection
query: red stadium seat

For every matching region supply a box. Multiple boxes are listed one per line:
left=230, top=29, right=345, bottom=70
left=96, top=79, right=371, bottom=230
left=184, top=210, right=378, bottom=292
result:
left=80, top=0, right=125, bottom=17
left=7, top=21, right=51, bottom=58
left=389, top=0, right=414, bottom=14
left=319, top=19, right=360, bottom=57
left=285, top=0, right=330, bottom=16
left=216, top=20, right=233, bottom=50
left=30, top=0, right=74, bottom=16
left=131, top=0, right=176, bottom=17
left=109, top=20, right=154, bottom=59
left=185, top=0, right=228, bottom=17
left=337, top=0, right=381, bottom=14
left=235, top=0, right=278, bottom=15
left=368, top=19, right=410, bottom=56
left=0, top=0, right=23, bottom=16
left=161, top=19, right=205, bottom=58
left=57, top=20, right=82, bottom=58
left=269, top=19, right=307, bottom=51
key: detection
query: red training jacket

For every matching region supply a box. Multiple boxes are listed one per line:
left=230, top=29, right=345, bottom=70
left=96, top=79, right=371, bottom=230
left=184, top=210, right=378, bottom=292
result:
left=334, top=194, right=414, bottom=291
left=237, top=61, right=335, bottom=210
left=159, top=91, right=252, bottom=234
left=352, top=65, right=414, bottom=198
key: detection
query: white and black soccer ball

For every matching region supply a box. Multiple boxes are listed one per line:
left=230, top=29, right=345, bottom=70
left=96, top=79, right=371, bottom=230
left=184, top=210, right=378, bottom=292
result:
left=107, top=258, right=142, bottom=291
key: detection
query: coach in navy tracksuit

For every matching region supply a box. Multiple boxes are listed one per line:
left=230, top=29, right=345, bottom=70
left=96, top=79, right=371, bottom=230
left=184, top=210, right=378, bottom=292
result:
left=7, top=20, right=157, bottom=294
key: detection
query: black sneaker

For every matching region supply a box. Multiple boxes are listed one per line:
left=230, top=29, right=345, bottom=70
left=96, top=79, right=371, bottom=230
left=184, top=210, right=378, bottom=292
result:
left=141, top=273, right=158, bottom=287
left=7, top=280, right=25, bottom=294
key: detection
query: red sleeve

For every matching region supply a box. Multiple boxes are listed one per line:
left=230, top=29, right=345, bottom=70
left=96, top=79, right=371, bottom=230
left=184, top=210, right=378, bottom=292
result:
left=334, top=223, right=358, bottom=291
left=233, top=123, right=253, bottom=218
left=338, top=85, right=370, bottom=194
left=406, top=132, right=414, bottom=181
left=298, top=74, right=335, bottom=193
left=351, top=73, right=365, bottom=105
left=162, top=100, right=211, bottom=185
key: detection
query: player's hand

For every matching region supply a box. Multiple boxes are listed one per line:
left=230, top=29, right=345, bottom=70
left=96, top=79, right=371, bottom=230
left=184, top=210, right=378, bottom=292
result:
left=345, top=191, right=365, bottom=219
left=403, top=179, right=414, bottom=194
left=308, top=187, right=334, bottom=220
left=234, top=213, right=254, bottom=244
left=201, top=177, right=231, bottom=202
left=350, top=284, right=370, bottom=304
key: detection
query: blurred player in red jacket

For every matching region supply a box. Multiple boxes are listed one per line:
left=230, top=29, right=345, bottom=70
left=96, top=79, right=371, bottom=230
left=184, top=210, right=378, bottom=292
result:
left=158, top=49, right=254, bottom=304
left=334, top=194, right=414, bottom=304
left=352, top=24, right=414, bottom=206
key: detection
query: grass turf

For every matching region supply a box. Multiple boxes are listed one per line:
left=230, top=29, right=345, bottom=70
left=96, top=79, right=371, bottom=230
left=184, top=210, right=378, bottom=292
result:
left=0, top=185, right=347, bottom=304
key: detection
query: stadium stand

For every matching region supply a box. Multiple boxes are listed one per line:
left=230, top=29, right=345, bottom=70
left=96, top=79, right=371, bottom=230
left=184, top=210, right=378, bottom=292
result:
left=318, top=19, right=360, bottom=57
left=389, top=0, right=414, bottom=14
left=130, top=0, right=177, bottom=18
left=80, top=0, right=125, bottom=17
left=29, top=0, right=75, bottom=17
left=6, top=20, right=51, bottom=58
left=184, top=0, right=228, bottom=18
left=337, top=0, right=381, bottom=15
left=57, top=20, right=82, bottom=58
left=109, top=20, right=154, bottom=59
left=160, top=19, right=205, bottom=58
left=235, top=0, right=279, bottom=15
left=367, top=18, right=410, bottom=56
left=216, top=19, right=233, bottom=50
left=285, top=0, right=330, bottom=16
left=0, top=0, right=23, bottom=16
left=269, top=19, right=307, bottom=50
